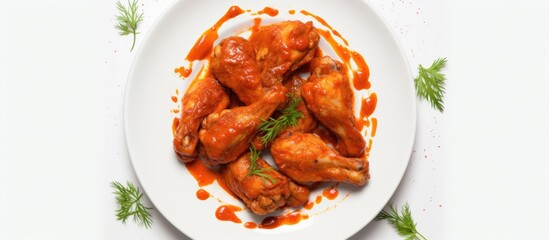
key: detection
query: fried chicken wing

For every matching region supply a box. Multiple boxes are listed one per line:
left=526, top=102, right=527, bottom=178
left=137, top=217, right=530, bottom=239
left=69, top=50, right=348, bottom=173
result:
left=251, top=75, right=318, bottom=150
left=271, top=132, right=369, bottom=186
left=281, top=75, right=318, bottom=134
left=173, top=76, right=229, bottom=162
left=250, top=20, right=320, bottom=87
left=301, top=56, right=366, bottom=157
left=211, top=36, right=263, bottom=105
left=199, top=85, right=287, bottom=165
left=220, top=153, right=310, bottom=215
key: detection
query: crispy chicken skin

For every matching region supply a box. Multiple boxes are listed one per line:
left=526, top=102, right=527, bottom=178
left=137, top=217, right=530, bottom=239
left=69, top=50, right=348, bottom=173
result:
left=249, top=20, right=320, bottom=87
left=211, top=36, right=263, bottom=105
left=173, top=76, right=229, bottom=162
left=271, top=132, right=369, bottom=186
left=301, top=56, right=366, bottom=157
left=220, top=153, right=310, bottom=215
left=199, top=85, right=287, bottom=165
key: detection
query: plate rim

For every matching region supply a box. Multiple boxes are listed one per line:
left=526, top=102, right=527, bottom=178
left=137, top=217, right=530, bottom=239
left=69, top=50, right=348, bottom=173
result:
left=123, top=0, right=417, bottom=238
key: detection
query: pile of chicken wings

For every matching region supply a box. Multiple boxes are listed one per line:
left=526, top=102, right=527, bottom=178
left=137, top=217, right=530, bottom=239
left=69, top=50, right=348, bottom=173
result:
left=173, top=20, right=369, bottom=215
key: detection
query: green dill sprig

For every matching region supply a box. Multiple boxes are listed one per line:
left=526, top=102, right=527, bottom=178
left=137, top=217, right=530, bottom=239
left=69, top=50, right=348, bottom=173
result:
left=375, top=203, right=427, bottom=240
left=246, top=145, right=276, bottom=184
left=258, top=95, right=303, bottom=145
left=111, top=181, right=153, bottom=228
left=115, top=0, right=144, bottom=51
left=414, top=57, right=447, bottom=112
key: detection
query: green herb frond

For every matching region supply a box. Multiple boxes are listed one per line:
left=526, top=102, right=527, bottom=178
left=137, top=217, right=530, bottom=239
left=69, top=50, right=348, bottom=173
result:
left=246, top=145, right=276, bottom=184
left=111, top=181, right=153, bottom=228
left=414, top=57, right=447, bottom=112
left=258, top=94, right=303, bottom=145
left=375, top=203, right=427, bottom=240
left=115, top=0, right=144, bottom=51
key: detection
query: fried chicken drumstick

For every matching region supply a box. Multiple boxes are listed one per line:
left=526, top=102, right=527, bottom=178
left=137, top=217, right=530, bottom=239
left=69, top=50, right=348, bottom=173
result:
left=302, top=56, right=366, bottom=157
left=271, top=132, right=369, bottom=186
left=220, top=153, right=310, bottom=215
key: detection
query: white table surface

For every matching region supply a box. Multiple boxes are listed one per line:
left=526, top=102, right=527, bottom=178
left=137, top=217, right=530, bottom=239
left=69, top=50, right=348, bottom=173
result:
left=1, top=0, right=548, bottom=239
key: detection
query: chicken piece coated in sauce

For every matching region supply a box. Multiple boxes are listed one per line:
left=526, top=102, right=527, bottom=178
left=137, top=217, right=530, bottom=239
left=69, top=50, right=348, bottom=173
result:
left=199, top=85, right=287, bottom=165
left=211, top=36, right=263, bottom=105
left=220, top=152, right=310, bottom=215
left=173, top=76, right=229, bottom=162
left=250, top=20, right=320, bottom=87
left=271, top=132, right=369, bottom=186
left=301, top=56, right=366, bottom=157
left=280, top=75, right=318, bottom=135
left=251, top=75, right=318, bottom=150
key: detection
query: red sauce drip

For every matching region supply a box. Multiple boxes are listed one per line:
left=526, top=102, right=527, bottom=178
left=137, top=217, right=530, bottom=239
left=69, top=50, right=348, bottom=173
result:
left=317, top=29, right=351, bottom=65
left=184, top=159, right=218, bottom=187
left=172, top=118, right=179, bottom=135
left=196, top=189, right=210, bottom=200
left=251, top=17, right=262, bottom=34
left=288, top=9, right=296, bottom=15
left=171, top=96, right=178, bottom=103
left=215, top=205, right=242, bottom=223
left=258, top=7, right=279, bottom=17
left=371, top=117, right=378, bottom=137
left=304, top=201, right=314, bottom=210
left=351, top=51, right=371, bottom=90
left=258, top=212, right=307, bottom=229
left=244, top=222, right=257, bottom=229
left=360, top=93, right=377, bottom=118
left=172, top=108, right=180, bottom=114
left=322, top=184, right=339, bottom=200
left=300, top=10, right=349, bottom=46
left=356, top=118, right=366, bottom=132
left=315, top=195, right=322, bottom=204
left=215, top=174, right=238, bottom=199
left=174, top=62, right=193, bottom=78
left=366, top=139, right=373, bottom=153
left=186, top=6, right=245, bottom=61
left=313, top=127, right=338, bottom=147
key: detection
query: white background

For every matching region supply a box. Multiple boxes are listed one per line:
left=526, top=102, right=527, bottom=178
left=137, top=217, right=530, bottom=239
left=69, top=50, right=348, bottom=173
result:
left=0, top=0, right=548, bottom=239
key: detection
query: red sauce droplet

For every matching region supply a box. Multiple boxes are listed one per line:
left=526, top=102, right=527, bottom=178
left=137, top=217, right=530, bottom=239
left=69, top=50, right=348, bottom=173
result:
left=315, top=195, right=322, bottom=204
left=251, top=17, right=262, bottom=33
left=360, top=93, right=377, bottom=118
left=257, top=7, right=279, bottom=17
left=366, top=139, right=373, bottom=153
left=244, top=222, right=257, bottom=229
left=196, top=189, right=210, bottom=200
left=172, top=118, right=180, bottom=135
left=171, top=96, right=178, bottom=103
left=215, top=205, right=242, bottom=223
left=351, top=51, right=371, bottom=90
left=322, top=184, right=339, bottom=200
left=174, top=62, right=193, bottom=78
left=172, top=108, right=180, bottom=114
left=304, top=201, right=314, bottom=210
left=288, top=9, right=296, bottom=15
left=300, top=10, right=349, bottom=46
left=184, top=159, right=218, bottom=187
left=356, top=118, right=366, bottom=132
left=258, top=211, right=307, bottom=229
left=371, top=117, right=378, bottom=137
left=186, top=6, right=245, bottom=61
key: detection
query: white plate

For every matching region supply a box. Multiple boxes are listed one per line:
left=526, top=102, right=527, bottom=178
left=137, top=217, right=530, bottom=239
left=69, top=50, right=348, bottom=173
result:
left=124, top=0, right=416, bottom=239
